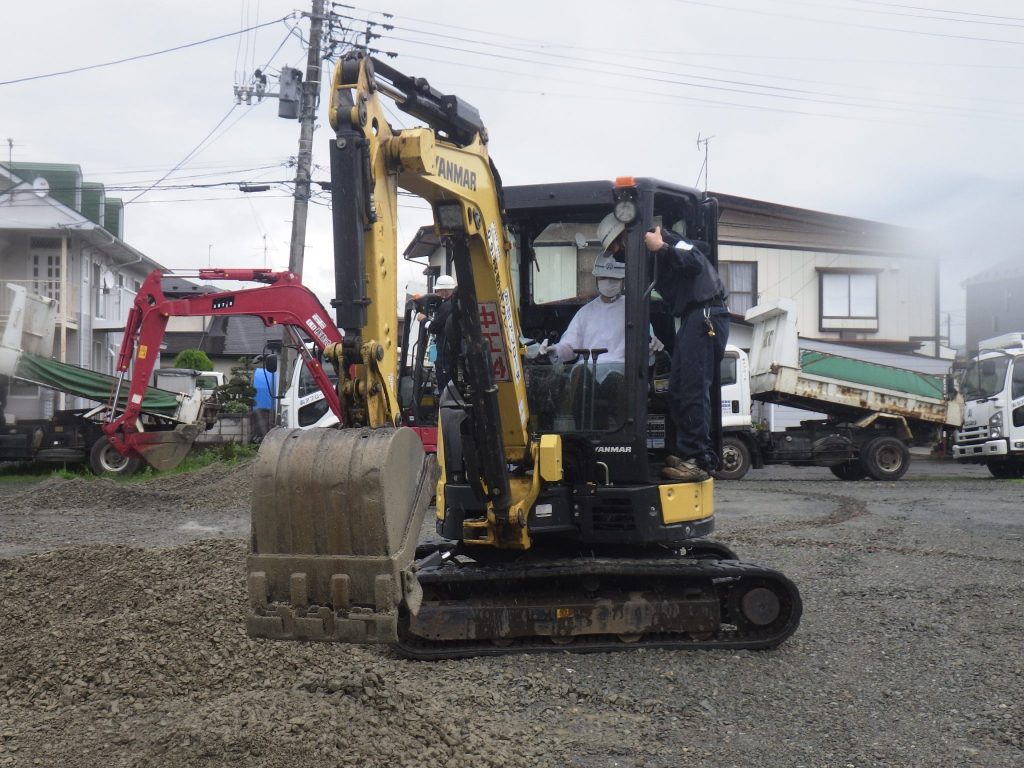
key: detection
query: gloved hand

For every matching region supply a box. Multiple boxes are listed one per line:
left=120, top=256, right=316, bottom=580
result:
left=538, top=338, right=552, bottom=357
left=649, top=334, right=665, bottom=353
left=521, top=336, right=540, bottom=360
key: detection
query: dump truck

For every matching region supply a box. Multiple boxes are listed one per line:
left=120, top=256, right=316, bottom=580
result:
left=715, top=298, right=964, bottom=480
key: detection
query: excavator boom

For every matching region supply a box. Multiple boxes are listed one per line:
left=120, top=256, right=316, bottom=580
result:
left=103, top=269, right=345, bottom=471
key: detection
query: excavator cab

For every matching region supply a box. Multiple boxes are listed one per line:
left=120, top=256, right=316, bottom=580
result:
left=509, top=178, right=721, bottom=486
left=434, top=178, right=724, bottom=550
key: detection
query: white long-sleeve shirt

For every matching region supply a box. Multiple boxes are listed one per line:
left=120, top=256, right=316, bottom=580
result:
left=552, top=295, right=625, bottom=364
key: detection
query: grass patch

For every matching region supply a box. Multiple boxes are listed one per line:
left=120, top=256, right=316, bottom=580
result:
left=128, top=442, right=259, bottom=481
left=0, top=442, right=259, bottom=483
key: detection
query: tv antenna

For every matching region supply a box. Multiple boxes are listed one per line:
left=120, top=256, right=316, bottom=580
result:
left=695, top=133, right=714, bottom=193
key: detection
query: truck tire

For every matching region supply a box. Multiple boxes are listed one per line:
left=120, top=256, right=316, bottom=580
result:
left=988, top=461, right=1024, bottom=479
left=89, top=436, right=142, bottom=477
left=859, top=436, right=910, bottom=481
left=717, top=435, right=751, bottom=480
left=830, top=462, right=867, bottom=481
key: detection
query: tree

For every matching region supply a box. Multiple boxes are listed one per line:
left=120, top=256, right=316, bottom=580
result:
left=172, top=348, right=214, bottom=371
left=216, top=358, right=257, bottom=413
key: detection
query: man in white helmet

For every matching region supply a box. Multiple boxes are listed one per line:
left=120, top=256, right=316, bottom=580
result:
left=542, top=251, right=624, bottom=361
left=542, top=213, right=663, bottom=365
left=539, top=214, right=663, bottom=428
left=417, top=273, right=458, bottom=392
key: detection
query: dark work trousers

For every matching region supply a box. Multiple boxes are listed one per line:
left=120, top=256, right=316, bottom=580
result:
left=669, top=305, right=730, bottom=471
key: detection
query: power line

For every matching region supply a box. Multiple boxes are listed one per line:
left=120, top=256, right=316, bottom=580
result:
left=669, top=0, right=1024, bottom=46
left=344, top=12, right=1023, bottom=122
left=386, top=37, right=1023, bottom=124
left=773, top=0, right=1024, bottom=29
left=0, top=15, right=291, bottom=87
left=125, top=106, right=242, bottom=204
left=846, top=0, right=1024, bottom=25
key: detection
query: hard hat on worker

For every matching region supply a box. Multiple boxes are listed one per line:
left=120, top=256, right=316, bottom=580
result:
left=592, top=252, right=625, bottom=279
left=434, top=274, right=457, bottom=291
left=597, top=212, right=625, bottom=253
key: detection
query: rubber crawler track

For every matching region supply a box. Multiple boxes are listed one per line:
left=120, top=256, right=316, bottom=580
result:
left=395, top=557, right=803, bottom=660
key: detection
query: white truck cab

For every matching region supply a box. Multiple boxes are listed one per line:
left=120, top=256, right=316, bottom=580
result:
left=953, top=333, right=1024, bottom=478
left=280, top=357, right=340, bottom=430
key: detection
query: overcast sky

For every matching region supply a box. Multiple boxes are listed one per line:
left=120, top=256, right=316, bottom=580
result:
left=3, top=0, right=1023, bottom=346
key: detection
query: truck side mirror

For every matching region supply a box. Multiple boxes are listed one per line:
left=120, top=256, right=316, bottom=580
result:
left=264, top=354, right=278, bottom=374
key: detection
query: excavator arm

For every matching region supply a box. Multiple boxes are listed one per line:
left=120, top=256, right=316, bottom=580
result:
left=326, top=53, right=534, bottom=544
left=103, top=268, right=344, bottom=470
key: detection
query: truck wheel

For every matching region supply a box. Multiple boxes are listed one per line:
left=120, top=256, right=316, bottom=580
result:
left=717, top=436, right=751, bottom=480
left=89, top=437, right=142, bottom=477
left=829, top=462, right=867, bottom=481
left=988, top=461, right=1024, bottom=479
left=860, top=436, right=910, bottom=481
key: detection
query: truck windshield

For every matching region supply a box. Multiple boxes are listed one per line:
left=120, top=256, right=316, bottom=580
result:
left=959, top=357, right=1009, bottom=400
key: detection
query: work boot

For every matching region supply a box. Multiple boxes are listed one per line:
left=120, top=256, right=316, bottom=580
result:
left=661, top=458, right=708, bottom=482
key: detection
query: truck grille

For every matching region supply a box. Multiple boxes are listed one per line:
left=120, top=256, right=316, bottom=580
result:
left=956, top=425, right=989, bottom=443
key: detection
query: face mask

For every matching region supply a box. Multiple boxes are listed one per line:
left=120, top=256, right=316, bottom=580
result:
left=597, top=278, right=623, bottom=298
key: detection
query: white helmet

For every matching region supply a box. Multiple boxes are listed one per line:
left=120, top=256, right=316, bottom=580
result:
left=597, top=212, right=625, bottom=252
left=434, top=274, right=457, bottom=290
left=592, top=253, right=625, bottom=279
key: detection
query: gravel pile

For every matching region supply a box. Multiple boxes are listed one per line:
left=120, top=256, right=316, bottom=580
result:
left=1, top=460, right=255, bottom=514
left=0, top=464, right=1021, bottom=767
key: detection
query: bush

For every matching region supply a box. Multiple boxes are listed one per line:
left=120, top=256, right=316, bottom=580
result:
left=173, top=349, right=214, bottom=371
left=216, top=357, right=257, bottom=411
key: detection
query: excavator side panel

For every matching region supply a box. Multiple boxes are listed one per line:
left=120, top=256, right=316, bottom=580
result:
left=247, top=426, right=437, bottom=643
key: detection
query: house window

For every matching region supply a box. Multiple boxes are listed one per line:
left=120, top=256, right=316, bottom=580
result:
left=30, top=237, right=62, bottom=306
left=819, top=269, right=880, bottom=332
left=718, top=261, right=756, bottom=315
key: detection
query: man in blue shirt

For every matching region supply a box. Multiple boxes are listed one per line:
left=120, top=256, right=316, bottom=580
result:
left=252, top=360, right=277, bottom=442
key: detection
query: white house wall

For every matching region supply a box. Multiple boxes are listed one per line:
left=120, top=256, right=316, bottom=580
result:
left=719, top=244, right=936, bottom=340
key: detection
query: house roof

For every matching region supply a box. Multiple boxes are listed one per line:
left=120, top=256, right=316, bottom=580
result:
left=963, top=258, right=1024, bottom=286
left=223, top=315, right=283, bottom=356
left=0, top=162, right=165, bottom=272
left=162, top=314, right=284, bottom=360
left=713, top=192, right=917, bottom=256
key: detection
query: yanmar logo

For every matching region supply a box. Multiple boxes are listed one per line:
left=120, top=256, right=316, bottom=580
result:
left=595, top=446, right=631, bottom=454
left=436, top=157, right=477, bottom=191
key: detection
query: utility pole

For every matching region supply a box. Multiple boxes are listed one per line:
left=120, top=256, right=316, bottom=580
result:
left=277, top=0, right=325, bottom=425
left=696, top=133, right=714, bottom=194
left=287, top=0, right=325, bottom=278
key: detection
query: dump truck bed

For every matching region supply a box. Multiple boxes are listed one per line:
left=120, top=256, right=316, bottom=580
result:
left=746, top=299, right=963, bottom=428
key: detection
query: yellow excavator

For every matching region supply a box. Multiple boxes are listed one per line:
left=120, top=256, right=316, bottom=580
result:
left=246, top=53, right=802, bottom=658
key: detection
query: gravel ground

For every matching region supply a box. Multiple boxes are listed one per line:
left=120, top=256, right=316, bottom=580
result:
left=0, top=458, right=1021, bottom=767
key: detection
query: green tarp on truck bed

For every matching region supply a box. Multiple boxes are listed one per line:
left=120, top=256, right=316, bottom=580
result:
left=14, top=353, right=181, bottom=415
left=798, top=349, right=947, bottom=401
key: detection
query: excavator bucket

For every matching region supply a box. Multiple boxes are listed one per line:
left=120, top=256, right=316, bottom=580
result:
left=246, top=426, right=437, bottom=644
left=129, top=423, right=203, bottom=471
